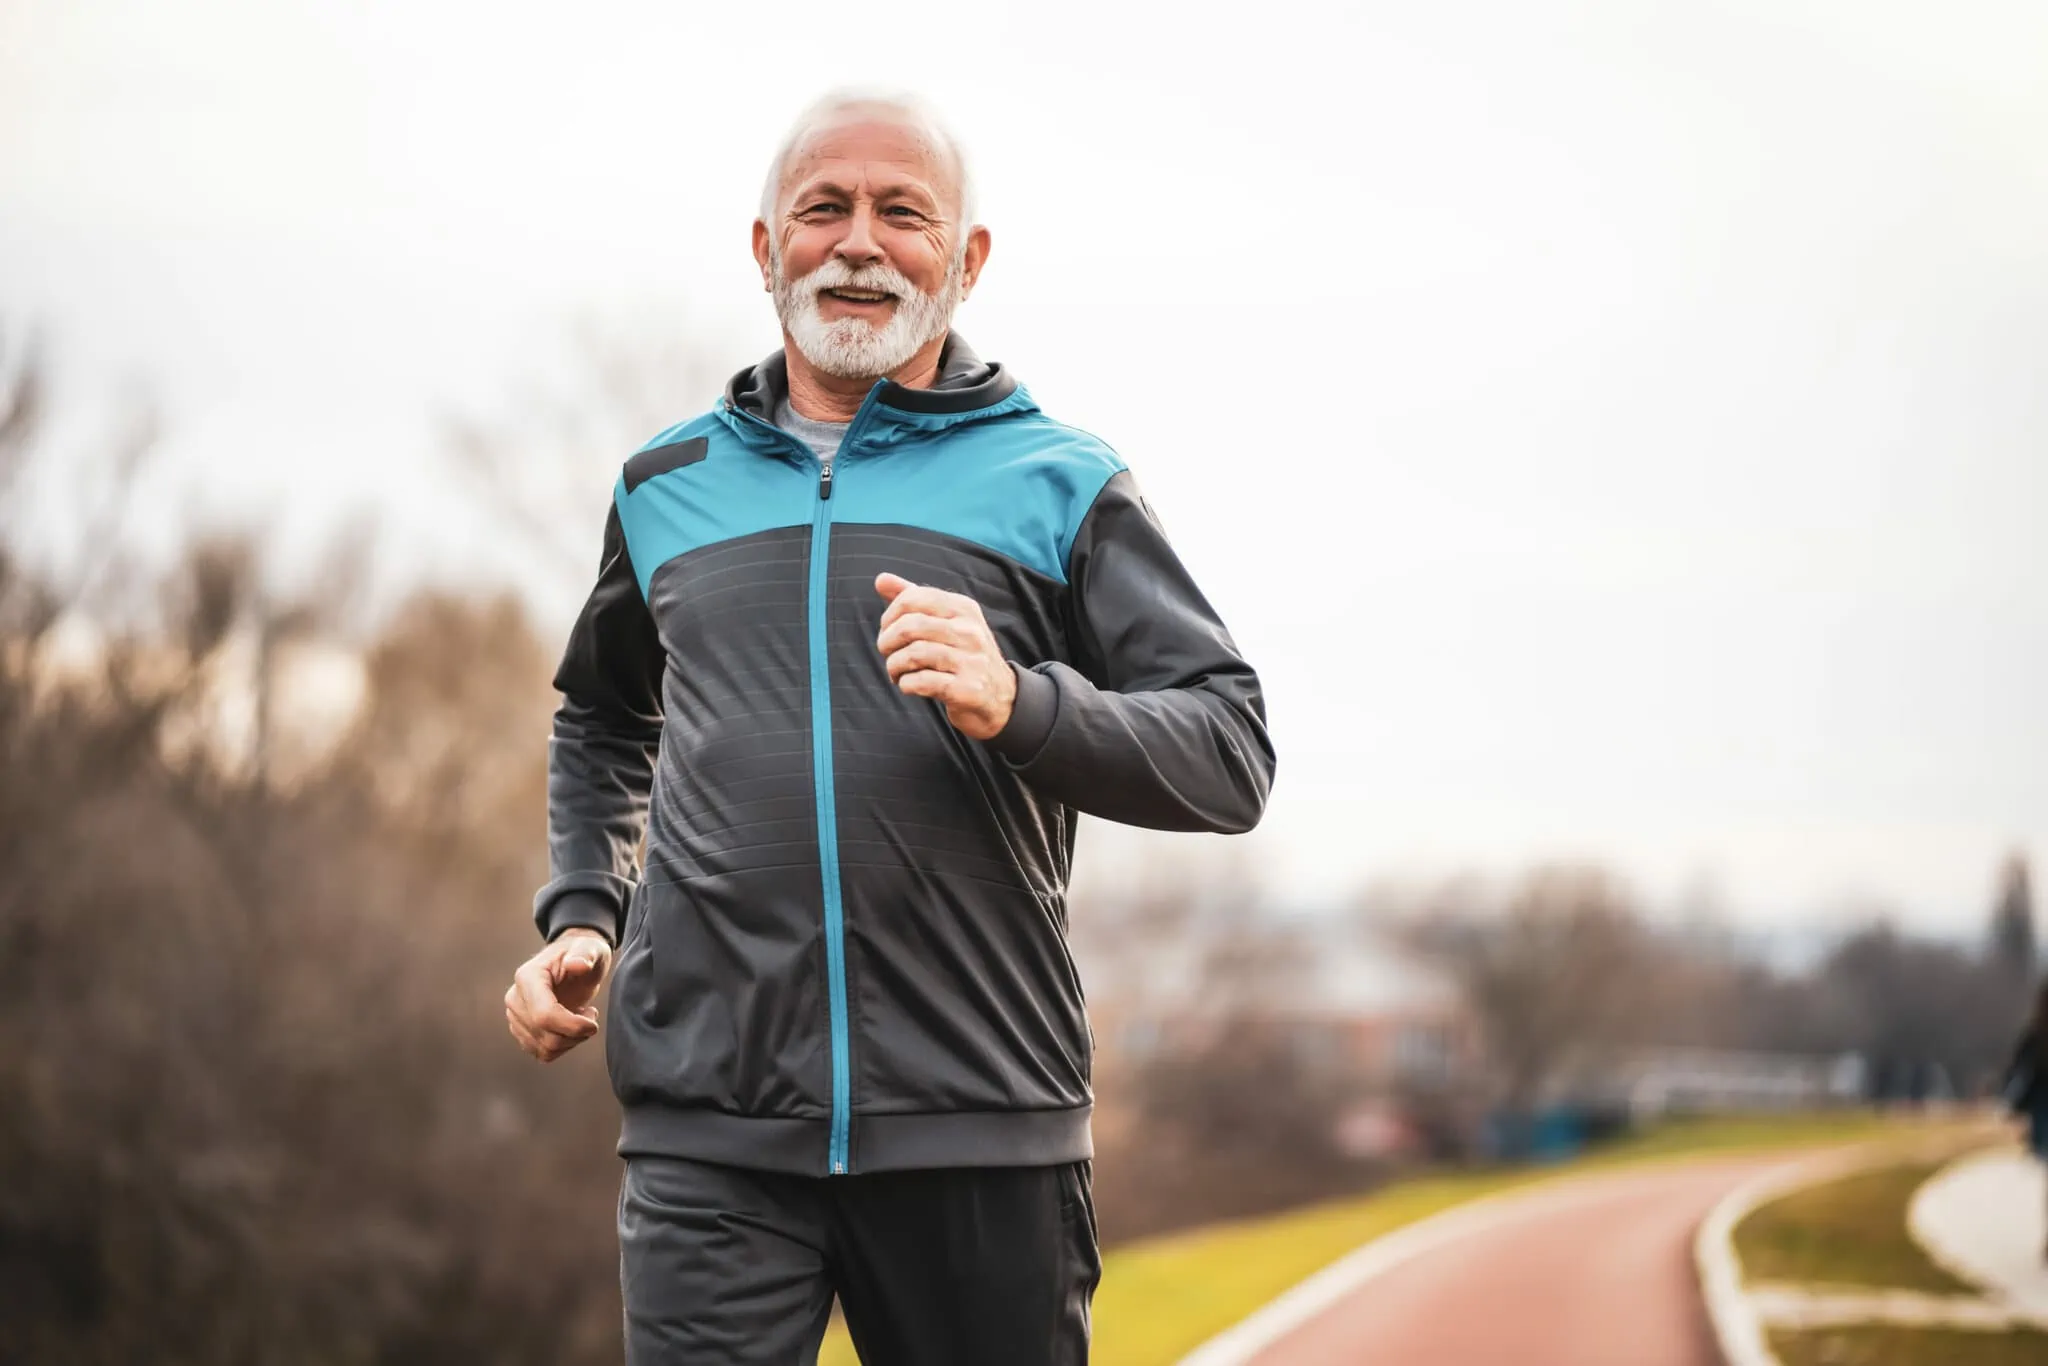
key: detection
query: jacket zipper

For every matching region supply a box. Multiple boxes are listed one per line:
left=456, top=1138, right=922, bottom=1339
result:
left=731, top=390, right=879, bottom=1176
left=807, top=463, right=851, bottom=1174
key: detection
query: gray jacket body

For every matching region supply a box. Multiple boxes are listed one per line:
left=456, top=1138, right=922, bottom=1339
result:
left=535, top=337, right=1274, bottom=1175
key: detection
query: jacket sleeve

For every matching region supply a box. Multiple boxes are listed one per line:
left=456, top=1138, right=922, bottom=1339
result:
left=985, top=469, right=1274, bottom=833
left=531, top=502, right=665, bottom=945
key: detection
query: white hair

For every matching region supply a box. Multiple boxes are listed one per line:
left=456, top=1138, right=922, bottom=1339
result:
left=758, top=89, right=977, bottom=233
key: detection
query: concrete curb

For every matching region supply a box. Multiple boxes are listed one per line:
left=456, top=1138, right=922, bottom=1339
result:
left=1694, top=1158, right=1830, bottom=1366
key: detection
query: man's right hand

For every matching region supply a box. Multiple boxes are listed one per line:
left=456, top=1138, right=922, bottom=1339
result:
left=505, top=928, right=613, bottom=1063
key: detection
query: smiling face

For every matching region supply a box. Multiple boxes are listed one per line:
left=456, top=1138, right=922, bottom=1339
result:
left=753, top=109, right=990, bottom=381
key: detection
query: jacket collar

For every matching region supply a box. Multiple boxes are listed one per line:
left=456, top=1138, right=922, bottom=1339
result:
left=723, top=332, right=1022, bottom=426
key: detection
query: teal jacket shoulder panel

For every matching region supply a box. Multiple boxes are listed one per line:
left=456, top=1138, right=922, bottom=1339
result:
left=613, top=410, right=810, bottom=599
left=835, top=399, right=1127, bottom=586
left=624, top=355, right=1129, bottom=591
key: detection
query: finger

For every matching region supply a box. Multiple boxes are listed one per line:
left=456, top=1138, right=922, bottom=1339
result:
left=543, top=1015, right=599, bottom=1059
left=506, top=1004, right=545, bottom=1059
left=552, top=945, right=608, bottom=986
left=877, top=584, right=975, bottom=634
left=876, top=612, right=980, bottom=656
left=537, top=1008, right=599, bottom=1044
left=506, top=996, right=559, bottom=1055
left=895, top=669, right=961, bottom=701
left=513, top=1017, right=558, bottom=1063
left=875, top=571, right=917, bottom=602
left=524, top=1015, right=585, bottom=1062
left=504, top=990, right=536, bottom=1048
left=885, top=641, right=966, bottom=683
left=516, top=965, right=600, bottom=1042
left=514, top=963, right=558, bottom=1020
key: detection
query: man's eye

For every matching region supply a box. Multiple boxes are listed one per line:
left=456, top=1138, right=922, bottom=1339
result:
left=801, top=203, right=844, bottom=217
left=884, top=206, right=923, bottom=219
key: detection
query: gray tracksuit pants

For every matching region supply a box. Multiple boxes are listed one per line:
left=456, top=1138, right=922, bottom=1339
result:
left=619, top=1157, right=1100, bottom=1364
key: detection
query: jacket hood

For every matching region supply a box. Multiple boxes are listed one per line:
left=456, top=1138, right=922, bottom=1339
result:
left=720, top=332, right=1033, bottom=445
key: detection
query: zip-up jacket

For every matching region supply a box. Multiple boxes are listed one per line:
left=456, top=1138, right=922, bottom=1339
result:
left=534, top=334, right=1275, bottom=1176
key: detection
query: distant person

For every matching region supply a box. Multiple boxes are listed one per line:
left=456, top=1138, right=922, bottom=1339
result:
left=501, top=90, right=1274, bottom=1363
left=2001, top=979, right=2048, bottom=1260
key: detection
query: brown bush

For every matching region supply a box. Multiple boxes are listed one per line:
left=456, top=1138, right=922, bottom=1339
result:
left=0, top=541, right=631, bottom=1363
left=0, top=343, right=631, bottom=1361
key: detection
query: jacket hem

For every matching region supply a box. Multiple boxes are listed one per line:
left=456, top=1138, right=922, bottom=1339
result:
left=617, top=1103, right=1092, bottom=1176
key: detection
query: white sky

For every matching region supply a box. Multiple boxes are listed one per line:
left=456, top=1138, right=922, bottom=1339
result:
left=3, top=0, right=2044, bottom=934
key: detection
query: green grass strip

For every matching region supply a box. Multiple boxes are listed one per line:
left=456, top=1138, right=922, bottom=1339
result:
left=1734, top=1158, right=1977, bottom=1295
left=1771, top=1326, right=2048, bottom=1366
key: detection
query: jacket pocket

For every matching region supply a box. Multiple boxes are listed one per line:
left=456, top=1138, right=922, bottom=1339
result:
left=844, top=871, right=1092, bottom=1115
left=608, top=872, right=832, bottom=1119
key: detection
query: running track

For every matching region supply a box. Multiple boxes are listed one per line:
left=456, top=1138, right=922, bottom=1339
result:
left=1238, top=1156, right=1783, bottom=1366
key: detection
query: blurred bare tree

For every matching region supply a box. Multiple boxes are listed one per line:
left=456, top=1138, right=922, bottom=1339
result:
left=1073, top=852, right=1366, bottom=1241
left=1396, top=865, right=1658, bottom=1110
left=1383, top=860, right=2031, bottom=1117
left=1816, top=920, right=2017, bottom=1099
left=440, top=318, right=725, bottom=582
left=0, top=331, right=622, bottom=1365
left=1988, top=851, right=2038, bottom=1003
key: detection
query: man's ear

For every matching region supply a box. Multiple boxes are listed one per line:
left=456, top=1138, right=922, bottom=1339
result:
left=958, top=225, right=993, bottom=301
left=752, top=219, right=775, bottom=292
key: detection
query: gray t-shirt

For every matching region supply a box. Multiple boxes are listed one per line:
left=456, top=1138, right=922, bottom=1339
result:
left=775, top=397, right=850, bottom=468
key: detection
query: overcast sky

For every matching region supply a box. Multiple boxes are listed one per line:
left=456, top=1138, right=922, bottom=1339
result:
left=3, top=0, right=2043, bottom=933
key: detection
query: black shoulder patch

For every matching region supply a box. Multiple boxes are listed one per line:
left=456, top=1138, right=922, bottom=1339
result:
left=623, top=436, right=708, bottom=493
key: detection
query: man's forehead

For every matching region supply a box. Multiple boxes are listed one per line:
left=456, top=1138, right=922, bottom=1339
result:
left=784, top=116, right=953, bottom=196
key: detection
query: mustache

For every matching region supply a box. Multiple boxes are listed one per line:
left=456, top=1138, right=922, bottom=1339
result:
left=794, top=258, right=924, bottom=301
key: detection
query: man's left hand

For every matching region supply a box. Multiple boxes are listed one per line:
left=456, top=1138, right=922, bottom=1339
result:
left=874, top=573, right=1017, bottom=741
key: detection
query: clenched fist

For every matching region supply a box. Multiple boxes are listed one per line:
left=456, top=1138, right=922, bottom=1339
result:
left=874, top=573, right=1018, bottom=741
left=505, top=928, right=611, bottom=1063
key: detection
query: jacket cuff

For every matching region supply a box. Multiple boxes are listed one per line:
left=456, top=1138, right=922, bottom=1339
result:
left=537, top=888, right=622, bottom=948
left=987, top=661, right=1059, bottom=767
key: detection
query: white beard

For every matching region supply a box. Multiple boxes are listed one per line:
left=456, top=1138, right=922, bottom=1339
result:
left=774, top=253, right=963, bottom=380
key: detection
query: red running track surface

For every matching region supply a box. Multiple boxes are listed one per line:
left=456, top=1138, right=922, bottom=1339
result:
left=1244, top=1157, right=1784, bottom=1366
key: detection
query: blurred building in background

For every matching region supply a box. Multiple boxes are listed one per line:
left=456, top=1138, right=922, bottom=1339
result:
left=1095, top=928, right=1479, bottom=1163
left=1595, top=1046, right=1869, bottom=1120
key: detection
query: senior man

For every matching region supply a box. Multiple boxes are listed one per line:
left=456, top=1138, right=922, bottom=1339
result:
left=506, top=91, right=1274, bottom=1364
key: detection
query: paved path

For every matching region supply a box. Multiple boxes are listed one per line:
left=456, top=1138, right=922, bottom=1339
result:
left=1241, top=1157, right=1783, bottom=1366
left=1910, top=1146, right=2048, bottom=1317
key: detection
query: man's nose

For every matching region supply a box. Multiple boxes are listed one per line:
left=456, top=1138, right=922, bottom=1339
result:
left=834, top=205, right=885, bottom=266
